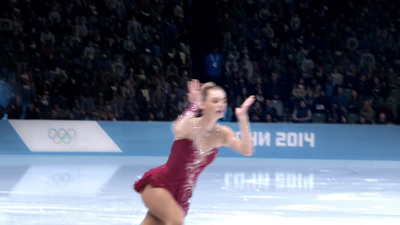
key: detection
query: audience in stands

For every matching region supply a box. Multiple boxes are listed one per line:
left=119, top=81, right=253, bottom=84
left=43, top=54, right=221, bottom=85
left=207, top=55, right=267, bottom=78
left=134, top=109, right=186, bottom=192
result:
left=0, top=0, right=399, bottom=125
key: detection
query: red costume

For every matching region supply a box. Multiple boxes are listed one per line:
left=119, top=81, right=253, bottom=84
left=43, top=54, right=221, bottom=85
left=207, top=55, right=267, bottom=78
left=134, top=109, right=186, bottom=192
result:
left=134, top=138, right=218, bottom=215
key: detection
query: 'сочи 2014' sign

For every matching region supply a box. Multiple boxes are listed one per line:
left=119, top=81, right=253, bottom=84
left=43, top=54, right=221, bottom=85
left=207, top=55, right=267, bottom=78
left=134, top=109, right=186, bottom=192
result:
left=236, top=131, right=315, bottom=148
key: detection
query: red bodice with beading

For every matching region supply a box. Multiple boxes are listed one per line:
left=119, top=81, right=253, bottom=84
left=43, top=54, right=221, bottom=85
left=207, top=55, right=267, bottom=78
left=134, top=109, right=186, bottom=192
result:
left=134, top=139, right=218, bottom=215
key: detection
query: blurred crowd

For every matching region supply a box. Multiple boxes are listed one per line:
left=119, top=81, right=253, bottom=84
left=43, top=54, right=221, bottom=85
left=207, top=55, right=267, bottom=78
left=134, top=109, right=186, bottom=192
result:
left=0, top=0, right=399, bottom=125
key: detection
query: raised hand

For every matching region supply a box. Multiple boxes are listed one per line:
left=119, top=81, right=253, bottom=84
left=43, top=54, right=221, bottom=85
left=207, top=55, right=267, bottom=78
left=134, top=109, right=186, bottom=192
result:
left=187, top=79, right=202, bottom=105
left=235, top=95, right=256, bottom=120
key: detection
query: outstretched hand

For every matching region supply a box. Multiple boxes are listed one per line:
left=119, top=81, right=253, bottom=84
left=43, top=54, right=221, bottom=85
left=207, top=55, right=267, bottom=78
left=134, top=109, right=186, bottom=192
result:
left=187, top=79, right=202, bottom=105
left=235, top=95, right=255, bottom=120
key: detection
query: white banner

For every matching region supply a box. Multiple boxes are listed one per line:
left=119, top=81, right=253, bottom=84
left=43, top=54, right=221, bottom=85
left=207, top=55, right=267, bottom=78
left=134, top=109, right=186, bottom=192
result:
left=9, top=120, right=122, bottom=152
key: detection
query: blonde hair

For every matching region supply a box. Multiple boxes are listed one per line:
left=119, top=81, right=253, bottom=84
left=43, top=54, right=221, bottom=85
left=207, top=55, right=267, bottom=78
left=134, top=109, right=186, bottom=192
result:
left=201, top=82, right=223, bottom=99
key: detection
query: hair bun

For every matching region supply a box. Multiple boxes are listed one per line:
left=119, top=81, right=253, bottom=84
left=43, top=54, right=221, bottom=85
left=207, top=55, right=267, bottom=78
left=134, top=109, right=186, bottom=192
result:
left=201, top=82, right=216, bottom=91
left=200, top=82, right=221, bottom=99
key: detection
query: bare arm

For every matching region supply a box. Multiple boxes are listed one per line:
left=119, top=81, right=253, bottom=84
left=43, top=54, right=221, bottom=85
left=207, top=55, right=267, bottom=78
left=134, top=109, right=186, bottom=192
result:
left=222, top=96, right=255, bottom=156
left=305, top=109, right=312, bottom=121
left=292, top=108, right=299, bottom=121
left=172, top=80, right=201, bottom=139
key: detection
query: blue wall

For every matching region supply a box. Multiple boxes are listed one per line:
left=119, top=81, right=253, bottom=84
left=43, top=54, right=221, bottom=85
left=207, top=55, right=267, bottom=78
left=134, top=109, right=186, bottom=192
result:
left=1, top=120, right=400, bottom=160
left=0, top=121, right=31, bottom=153
left=99, top=122, right=400, bottom=160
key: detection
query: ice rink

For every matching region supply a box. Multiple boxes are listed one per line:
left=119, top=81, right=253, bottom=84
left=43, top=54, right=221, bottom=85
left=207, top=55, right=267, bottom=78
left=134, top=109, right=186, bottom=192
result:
left=1, top=155, right=399, bottom=225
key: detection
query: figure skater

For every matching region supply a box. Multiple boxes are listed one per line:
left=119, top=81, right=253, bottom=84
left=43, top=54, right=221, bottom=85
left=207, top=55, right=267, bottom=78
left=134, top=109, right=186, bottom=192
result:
left=134, top=79, right=255, bottom=225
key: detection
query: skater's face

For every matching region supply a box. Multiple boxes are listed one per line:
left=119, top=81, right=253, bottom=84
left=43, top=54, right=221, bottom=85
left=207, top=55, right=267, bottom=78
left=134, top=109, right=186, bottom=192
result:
left=202, top=89, right=227, bottom=119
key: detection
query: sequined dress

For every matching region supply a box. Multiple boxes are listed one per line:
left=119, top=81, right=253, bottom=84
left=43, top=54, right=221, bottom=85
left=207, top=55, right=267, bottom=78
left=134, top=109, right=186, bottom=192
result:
left=133, top=138, right=219, bottom=215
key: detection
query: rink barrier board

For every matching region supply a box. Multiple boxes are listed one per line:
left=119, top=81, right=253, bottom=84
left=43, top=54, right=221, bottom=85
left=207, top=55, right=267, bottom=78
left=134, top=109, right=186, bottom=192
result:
left=0, top=120, right=399, bottom=160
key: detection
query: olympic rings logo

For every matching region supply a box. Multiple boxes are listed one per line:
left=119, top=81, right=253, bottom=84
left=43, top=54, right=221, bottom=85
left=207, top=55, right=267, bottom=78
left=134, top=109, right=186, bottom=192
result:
left=48, top=128, right=77, bottom=144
